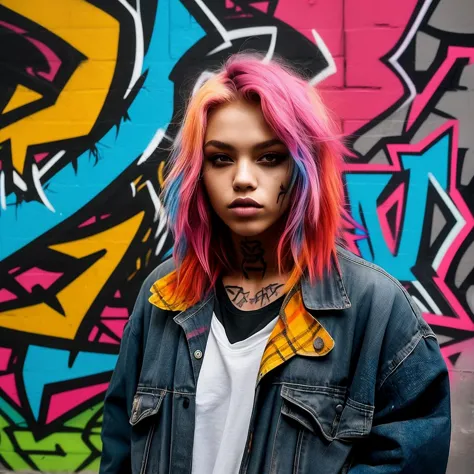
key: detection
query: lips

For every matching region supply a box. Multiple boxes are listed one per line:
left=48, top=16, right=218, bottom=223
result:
left=228, top=197, right=263, bottom=209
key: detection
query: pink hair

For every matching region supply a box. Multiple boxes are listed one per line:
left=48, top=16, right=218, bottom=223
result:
left=160, top=53, right=346, bottom=309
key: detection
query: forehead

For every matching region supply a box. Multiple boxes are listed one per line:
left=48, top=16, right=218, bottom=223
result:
left=205, top=98, right=276, bottom=144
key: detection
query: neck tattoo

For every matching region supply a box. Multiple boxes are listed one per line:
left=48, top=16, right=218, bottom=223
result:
left=240, top=239, right=267, bottom=279
left=225, top=282, right=284, bottom=308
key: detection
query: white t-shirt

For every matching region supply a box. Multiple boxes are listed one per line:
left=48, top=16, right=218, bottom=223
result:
left=191, top=313, right=278, bottom=474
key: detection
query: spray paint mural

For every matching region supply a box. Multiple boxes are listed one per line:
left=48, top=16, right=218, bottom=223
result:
left=0, top=0, right=472, bottom=471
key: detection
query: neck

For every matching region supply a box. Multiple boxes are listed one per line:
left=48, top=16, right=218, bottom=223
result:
left=221, top=225, right=290, bottom=310
left=233, top=235, right=279, bottom=281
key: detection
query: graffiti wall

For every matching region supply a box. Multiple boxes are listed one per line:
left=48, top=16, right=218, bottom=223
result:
left=0, top=0, right=472, bottom=472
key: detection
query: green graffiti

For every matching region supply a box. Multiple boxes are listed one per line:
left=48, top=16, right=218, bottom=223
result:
left=0, top=404, right=103, bottom=472
left=0, top=413, right=30, bottom=470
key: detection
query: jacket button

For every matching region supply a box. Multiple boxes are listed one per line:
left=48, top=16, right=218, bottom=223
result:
left=183, top=397, right=190, bottom=409
left=335, top=404, right=343, bottom=414
left=194, top=349, right=203, bottom=360
left=313, top=337, right=324, bottom=351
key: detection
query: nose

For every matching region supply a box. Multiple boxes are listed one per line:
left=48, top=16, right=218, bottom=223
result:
left=233, top=160, right=257, bottom=191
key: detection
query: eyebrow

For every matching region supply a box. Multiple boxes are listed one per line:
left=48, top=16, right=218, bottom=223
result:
left=203, top=138, right=285, bottom=151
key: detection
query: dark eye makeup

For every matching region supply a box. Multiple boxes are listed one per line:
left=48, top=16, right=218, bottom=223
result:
left=206, top=152, right=289, bottom=167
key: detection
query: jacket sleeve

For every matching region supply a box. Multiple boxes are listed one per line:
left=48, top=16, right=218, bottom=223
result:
left=99, top=288, right=145, bottom=474
left=349, top=334, right=451, bottom=474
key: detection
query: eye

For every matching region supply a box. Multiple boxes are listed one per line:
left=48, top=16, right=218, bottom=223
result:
left=208, top=154, right=233, bottom=166
left=259, top=153, right=288, bottom=166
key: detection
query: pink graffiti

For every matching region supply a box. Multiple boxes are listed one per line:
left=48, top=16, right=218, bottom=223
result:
left=0, top=373, right=21, bottom=406
left=79, top=216, right=96, bottom=228
left=0, top=288, right=17, bottom=303
left=78, top=214, right=112, bottom=228
left=432, top=128, right=473, bottom=283
left=15, top=267, right=63, bottom=293
left=251, top=2, right=269, bottom=14
left=341, top=206, right=367, bottom=256
left=88, top=326, right=99, bottom=342
left=407, top=46, right=474, bottom=130
left=98, top=334, right=119, bottom=345
left=377, top=182, right=405, bottom=255
left=0, top=348, right=12, bottom=371
left=101, top=306, right=129, bottom=318
left=102, top=320, right=127, bottom=338
left=424, top=277, right=474, bottom=332
left=381, top=122, right=474, bottom=283
left=440, top=337, right=474, bottom=382
left=343, top=119, right=474, bottom=340
left=351, top=117, right=473, bottom=279
left=46, top=382, right=109, bottom=424
left=273, top=0, right=419, bottom=132
left=0, top=21, right=61, bottom=82
left=34, top=152, right=49, bottom=163
left=25, top=37, right=61, bottom=81
left=345, top=120, right=455, bottom=173
left=0, top=20, right=25, bottom=34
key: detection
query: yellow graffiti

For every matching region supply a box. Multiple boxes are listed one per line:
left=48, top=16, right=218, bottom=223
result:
left=3, top=85, right=43, bottom=114
left=142, top=228, right=152, bottom=242
left=0, top=0, right=119, bottom=174
left=158, top=161, right=165, bottom=186
left=0, top=213, right=144, bottom=339
left=133, top=175, right=143, bottom=186
left=145, top=248, right=152, bottom=267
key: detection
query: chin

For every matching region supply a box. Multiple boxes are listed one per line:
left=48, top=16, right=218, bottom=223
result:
left=226, top=220, right=272, bottom=238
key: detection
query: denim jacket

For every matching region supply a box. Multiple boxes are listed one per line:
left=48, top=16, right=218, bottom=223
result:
left=100, top=247, right=451, bottom=474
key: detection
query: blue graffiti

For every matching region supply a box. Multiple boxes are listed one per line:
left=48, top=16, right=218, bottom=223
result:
left=0, top=0, right=204, bottom=261
left=23, top=346, right=118, bottom=420
left=345, top=131, right=451, bottom=281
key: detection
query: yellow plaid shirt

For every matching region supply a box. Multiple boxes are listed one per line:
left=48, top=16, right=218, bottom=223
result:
left=149, top=272, right=335, bottom=381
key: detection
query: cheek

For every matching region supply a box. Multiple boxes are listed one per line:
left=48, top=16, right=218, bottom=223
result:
left=269, top=171, right=292, bottom=206
left=202, top=175, right=224, bottom=210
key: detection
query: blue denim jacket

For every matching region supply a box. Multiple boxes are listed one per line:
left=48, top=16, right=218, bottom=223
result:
left=100, top=247, right=451, bottom=474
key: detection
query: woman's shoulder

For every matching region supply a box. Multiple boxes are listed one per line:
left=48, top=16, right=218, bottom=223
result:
left=337, top=246, right=414, bottom=305
left=131, top=258, right=177, bottom=320
left=336, top=247, right=437, bottom=386
left=336, top=246, right=433, bottom=337
left=145, top=257, right=176, bottom=287
left=337, top=246, right=403, bottom=291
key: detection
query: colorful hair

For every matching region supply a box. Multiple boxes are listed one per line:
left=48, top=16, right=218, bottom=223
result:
left=160, top=53, right=346, bottom=309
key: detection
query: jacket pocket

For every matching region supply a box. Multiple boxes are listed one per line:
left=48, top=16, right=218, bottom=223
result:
left=335, top=397, right=373, bottom=440
left=280, top=384, right=372, bottom=441
left=280, top=384, right=345, bottom=441
left=129, top=389, right=166, bottom=474
left=129, top=389, right=166, bottom=426
left=275, top=384, right=373, bottom=474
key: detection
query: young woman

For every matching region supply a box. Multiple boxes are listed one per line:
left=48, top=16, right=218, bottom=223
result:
left=100, top=54, right=451, bottom=474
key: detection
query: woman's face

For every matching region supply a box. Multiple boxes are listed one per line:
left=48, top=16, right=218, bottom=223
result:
left=202, top=98, right=293, bottom=238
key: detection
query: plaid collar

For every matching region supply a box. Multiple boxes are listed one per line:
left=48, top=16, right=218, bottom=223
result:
left=149, top=252, right=351, bottom=379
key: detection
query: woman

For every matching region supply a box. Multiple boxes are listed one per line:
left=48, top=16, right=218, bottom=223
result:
left=100, top=54, right=451, bottom=474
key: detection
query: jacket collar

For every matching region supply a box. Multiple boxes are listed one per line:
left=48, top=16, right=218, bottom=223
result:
left=149, top=248, right=351, bottom=313
left=300, top=249, right=351, bottom=311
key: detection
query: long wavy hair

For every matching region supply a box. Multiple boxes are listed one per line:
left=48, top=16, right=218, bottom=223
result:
left=160, top=53, right=346, bottom=309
